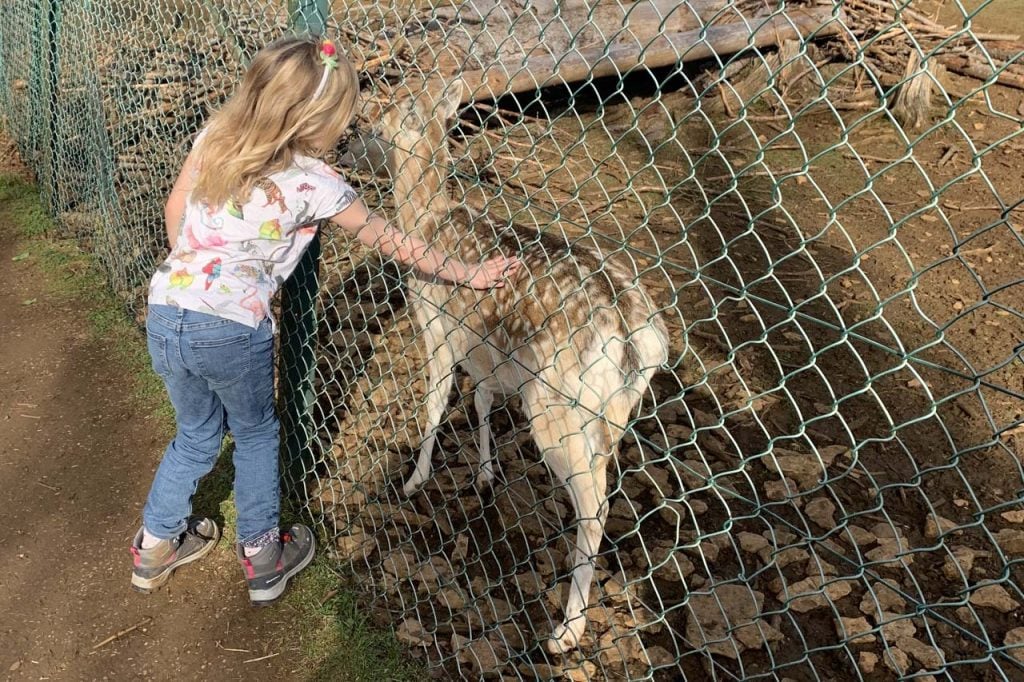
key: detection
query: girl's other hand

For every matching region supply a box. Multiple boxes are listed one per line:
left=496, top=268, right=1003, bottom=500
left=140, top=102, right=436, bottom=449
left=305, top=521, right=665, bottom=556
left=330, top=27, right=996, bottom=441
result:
left=464, top=255, right=521, bottom=290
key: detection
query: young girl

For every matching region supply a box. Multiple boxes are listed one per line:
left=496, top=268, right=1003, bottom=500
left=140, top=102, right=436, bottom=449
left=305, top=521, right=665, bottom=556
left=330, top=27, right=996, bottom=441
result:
left=131, top=35, right=519, bottom=604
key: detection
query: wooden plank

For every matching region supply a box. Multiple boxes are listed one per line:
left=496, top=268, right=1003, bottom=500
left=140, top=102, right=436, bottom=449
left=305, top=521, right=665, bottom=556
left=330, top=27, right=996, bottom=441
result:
left=455, top=7, right=845, bottom=103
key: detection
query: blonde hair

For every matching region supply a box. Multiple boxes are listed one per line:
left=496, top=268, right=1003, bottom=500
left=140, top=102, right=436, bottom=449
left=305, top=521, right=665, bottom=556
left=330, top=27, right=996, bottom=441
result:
left=192, top=35, right=359, bottom=208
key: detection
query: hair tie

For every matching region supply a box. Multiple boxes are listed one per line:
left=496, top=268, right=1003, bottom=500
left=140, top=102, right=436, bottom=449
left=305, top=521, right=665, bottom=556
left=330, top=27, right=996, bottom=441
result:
left=313, top=39, right=338, bottom=100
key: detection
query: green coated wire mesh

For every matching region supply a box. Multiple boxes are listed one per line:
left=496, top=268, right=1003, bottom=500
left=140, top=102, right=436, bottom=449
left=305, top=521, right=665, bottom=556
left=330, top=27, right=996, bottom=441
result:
left=3, top=1, right=1024, bottom=679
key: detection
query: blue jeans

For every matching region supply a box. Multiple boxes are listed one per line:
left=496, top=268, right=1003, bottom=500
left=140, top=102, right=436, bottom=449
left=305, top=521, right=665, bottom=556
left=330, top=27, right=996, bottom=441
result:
left=143, top=304, right=279, bottom=544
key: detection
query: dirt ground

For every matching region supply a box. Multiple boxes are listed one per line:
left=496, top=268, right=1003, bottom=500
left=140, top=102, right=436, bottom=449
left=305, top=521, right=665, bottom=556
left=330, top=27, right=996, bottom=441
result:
left=0, top=151, right=300, bottom=681
left=300, top=2, right=1024, bottom=680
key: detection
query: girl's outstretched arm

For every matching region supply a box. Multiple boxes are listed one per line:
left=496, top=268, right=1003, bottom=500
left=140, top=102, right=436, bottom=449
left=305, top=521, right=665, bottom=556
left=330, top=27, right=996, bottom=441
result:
left=328, top=198, right=520, bottom=289
left=164, top=150, right=201, bottom=250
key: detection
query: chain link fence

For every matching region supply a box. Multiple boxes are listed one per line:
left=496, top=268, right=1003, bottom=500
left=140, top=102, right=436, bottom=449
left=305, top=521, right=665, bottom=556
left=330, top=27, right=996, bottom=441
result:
left=3, top=0, right=1024, bottom=679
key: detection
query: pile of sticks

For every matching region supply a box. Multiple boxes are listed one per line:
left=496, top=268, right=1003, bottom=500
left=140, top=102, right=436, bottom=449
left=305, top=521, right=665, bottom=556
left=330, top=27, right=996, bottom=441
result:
left=842, top=0, right=1023, bottom=94
left=93, top=7, right=288, bottom=213
left=95, top=28, right=235, bottom=213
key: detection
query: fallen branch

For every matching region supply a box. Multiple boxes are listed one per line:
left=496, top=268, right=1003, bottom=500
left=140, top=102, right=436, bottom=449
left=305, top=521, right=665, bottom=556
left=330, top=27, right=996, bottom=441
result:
left=454, top=8, right=845, bottom=103
left=91, top=617, right=152, bottom=652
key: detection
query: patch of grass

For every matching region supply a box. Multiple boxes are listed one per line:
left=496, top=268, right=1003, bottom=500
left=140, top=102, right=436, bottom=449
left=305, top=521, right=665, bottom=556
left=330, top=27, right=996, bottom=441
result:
left=0, top=173, right=421, bottom=682
left=286, top=559, right=421, bottom=682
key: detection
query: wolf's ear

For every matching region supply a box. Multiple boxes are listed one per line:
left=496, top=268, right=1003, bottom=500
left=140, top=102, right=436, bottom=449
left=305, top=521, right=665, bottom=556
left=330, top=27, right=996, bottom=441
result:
left=436, top=78, right=465, bottom=123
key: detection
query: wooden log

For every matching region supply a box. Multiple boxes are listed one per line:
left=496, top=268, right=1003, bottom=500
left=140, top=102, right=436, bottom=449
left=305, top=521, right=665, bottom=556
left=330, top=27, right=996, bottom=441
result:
left=939, top=53, right=1024, bottom=91
left=456, top=7, right=845, bottom=103
left=538, top=0, right=735, bottom=42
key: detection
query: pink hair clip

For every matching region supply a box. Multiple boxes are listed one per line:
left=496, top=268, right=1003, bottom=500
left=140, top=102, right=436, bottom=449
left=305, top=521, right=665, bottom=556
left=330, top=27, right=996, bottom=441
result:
left=313, top=39, right=338, bottom=99
left=319, top=40, right=338, bottom=69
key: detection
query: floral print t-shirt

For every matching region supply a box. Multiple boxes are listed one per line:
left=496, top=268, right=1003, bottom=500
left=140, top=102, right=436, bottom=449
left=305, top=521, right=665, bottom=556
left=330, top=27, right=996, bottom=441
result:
left=148, top=132, right=357, bottom=328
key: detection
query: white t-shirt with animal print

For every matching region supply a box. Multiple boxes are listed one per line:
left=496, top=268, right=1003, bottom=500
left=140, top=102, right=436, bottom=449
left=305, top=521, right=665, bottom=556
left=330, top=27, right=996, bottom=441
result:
left=148, top=132, right=357, bottom=328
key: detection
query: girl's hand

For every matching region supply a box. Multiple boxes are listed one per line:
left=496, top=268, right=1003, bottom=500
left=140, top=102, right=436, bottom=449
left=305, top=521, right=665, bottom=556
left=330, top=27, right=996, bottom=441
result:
left=462, top=255, right=521, bottom=290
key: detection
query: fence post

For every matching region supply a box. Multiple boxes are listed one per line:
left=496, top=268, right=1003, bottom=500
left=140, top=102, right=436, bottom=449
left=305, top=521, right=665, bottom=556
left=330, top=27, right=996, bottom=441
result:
left=279, top=0, right=331, bottom=500
left=27, top=1, right=44, bottom=169
left=44, top=0, right=61, bottom=212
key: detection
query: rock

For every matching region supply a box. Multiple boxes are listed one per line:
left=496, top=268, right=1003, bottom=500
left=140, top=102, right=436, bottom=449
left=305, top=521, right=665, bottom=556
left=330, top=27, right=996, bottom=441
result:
left=311, top=477, right=362, bottom=507
left=733, top=619, right=785, bottom=650
left=763, top=478, right=798, bottom=501
left=870, top=523, right=905, bottom=541
left=482, top=598, right=514, bottom=623
left=518, top=663, right=562, bottom=679
left=438, top=586, right=467, bottom=610
left=808, top=558, right=838, bottom=576
left=396, top=506, right=435, bottom=528
left=859, top=583, right=907, bottom=615
left=536, top=551, right=559, bottom=578
left=602, top=516, right=634, bottom=536
left=764, top=452, right=822, bottom=488
left=942, top=546, right=978, bottom=580
left=381, top=549, right=419, bottom=579
left=816, top=445, right=849, bottom=465
left=335, top=529, right=375, bottom=560
left=969, top=584, right=1020, bottom=613
left=685, top=585, right=766, bottom=659
left=955, top=606, right=974, bottom=624
left=413, top=557, right=452, bottom=591
left=609, top=498, right=638, bottom=519
left=679, top=459, right=711, bottom=489
left=837, top=616, right=875, bottom=645
left=924, top=515, right=958, bottom=539
left=737, top=532, right=770, bottom=555
left=544, top=582, right=566, bottom=611
left=451, top=534, right=470, bottom=563
left=772, top=528, right=798, bottom=545
left=1005, top=627, right=1024, bottom=663
left=642, top=466, right=674, bottom=497
left=694, top=540, right=720, bottom=563
left=397, top=618, right=432, bottom=647
left=805, top=498, right=837, bottom=528
left=496, top=623, right=526, bottom=651
left=866, top=540, right=914, bottom=566
left=995, top=529, right=1024, bottom=555
left=666, top=422, right=694, bottom=441
left=858, top=651, right=878, bottom=674
left=597, top=630, right=645, bottom=669
left=1001, top=510, right=1024, bottom=524
left=883, top=647, right=910, bottom=675
left=646, top=645, right=675, bottom=667
left=612, top=606, right=662, bottom=634
left=896, top=636, right=944, bottom=668
left=656, top=501, right=689, bottom=528
left=513, top=571, right=545, bottom=598
left=619, top=475, right=646, bottom=499
left=452, top=634, right=505, bottom=678
left=877, top=612, right=917, bottom=643
left=650, top=545, right=696, bottom=582
left=563, top=661, right=597, bottom=681
left=775, top=547, right=810, bottom=569
left=784, top=576, right=853, bottom=613
left=602, top=575, right=631, bottom=604
left=846, top=524, right=876, bottom=547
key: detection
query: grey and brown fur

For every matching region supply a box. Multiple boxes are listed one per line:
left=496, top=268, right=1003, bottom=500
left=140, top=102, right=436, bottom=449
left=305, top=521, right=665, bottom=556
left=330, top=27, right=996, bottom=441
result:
left=379, top=81, right=669, bottom=654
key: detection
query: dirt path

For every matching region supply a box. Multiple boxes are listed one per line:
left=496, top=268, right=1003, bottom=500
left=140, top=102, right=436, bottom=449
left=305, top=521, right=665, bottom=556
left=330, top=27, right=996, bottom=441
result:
left=0, top=189, right=301, bottom=680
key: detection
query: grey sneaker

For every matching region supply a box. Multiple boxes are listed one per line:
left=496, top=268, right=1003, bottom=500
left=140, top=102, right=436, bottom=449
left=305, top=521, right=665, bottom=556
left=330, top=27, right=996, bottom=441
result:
left=130, top=517, right=220, bottom=593
left=238, top=524, right=316, bottom=605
